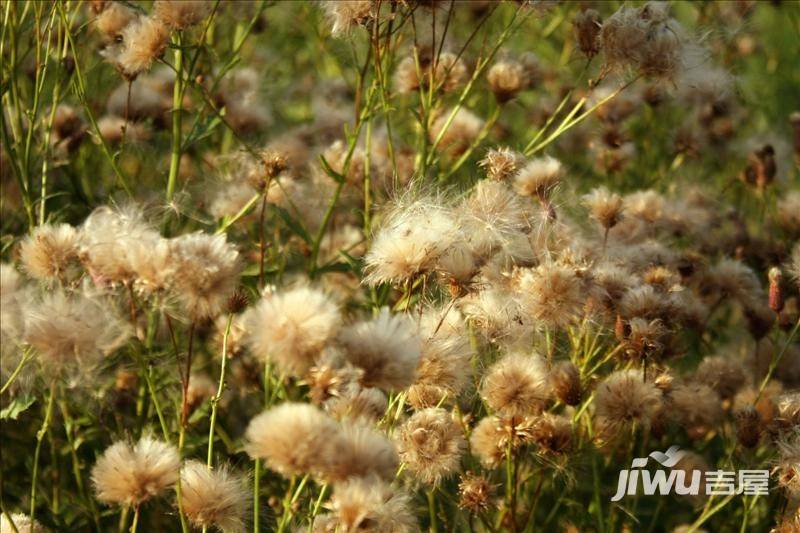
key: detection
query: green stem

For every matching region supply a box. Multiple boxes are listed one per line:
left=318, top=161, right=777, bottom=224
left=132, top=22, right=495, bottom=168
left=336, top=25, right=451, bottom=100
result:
left=207, top=314, right=233, bottom=467
left=0, top=348, right=34, bottom=395
left=30, top=382, right=56, bottom=525
left=166, top=32, right=184, bottom=203
left=427, top=487, right=439, bottom=533
left=129, top=505, right=139, bottom=533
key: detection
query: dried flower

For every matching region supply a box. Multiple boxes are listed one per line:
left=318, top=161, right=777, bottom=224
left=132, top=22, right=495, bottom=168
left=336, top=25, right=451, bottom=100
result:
left=245, top=403, right=341, bottom=479
left=153, top=0, right=211, bottom=29
left=694, top=355, right=746, bottom=399
left=735, top=407, right=761, bottom=448
left=458, top=473, right=494, bottom=514
left=514, top=156, right=563, bottom=201
left=582, top=186, right=624, bottom=231
left=323, top=0, right=375, bottom=36
left=322, top=477, right=417, bottom=533
left=244, top=285, right=340, bottom=377
left=530, top=413, right=572, bottom=454
left=594, top=370, right=662, bottom=427
left=668, top=382, right=722, bottom=440
left=171, top=232, right=242, bottom=320
left=481, top=353, right=550, bottom=416
left=91, top=435, right=180, bottom=507
left=0, top=514, right=45, bottom=533
left=396, top=408, right=465, bottom=484
left=574, top=9, right=602, bottom=58
left=180, top=461, right=250, bottom=533
left=326, top=422, right=399, bottom=482
left=24, top=290, right=131, bottom=376
left=430, top=108, right=484, bottom=156
left=516, top=263, right=585, bottom=329
left=117, top=17, right=170, bottom=79
left=338, top=308, right=421, bottom=391
left=550, top=360, right=582, bottom=406
left=94, top=2, right=138, bottom=43
left=479, top=147, right=523, bottom=181
left=486, top=59, right=528, bottom=103
left=18, top=223, right=80, bottom=282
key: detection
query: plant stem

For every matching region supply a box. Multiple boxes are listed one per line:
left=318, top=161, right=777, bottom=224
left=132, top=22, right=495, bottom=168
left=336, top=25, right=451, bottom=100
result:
left=30, top=382, right=56, bottom=526
left=166, top=32, right=184, bottom=203
left=427, top=487, right=439, bottom=533
left=129, top=505, right=140, bottom=533
left=1, top=348, right=34, bottom=395
left=207, top=314, right=233, bottom=467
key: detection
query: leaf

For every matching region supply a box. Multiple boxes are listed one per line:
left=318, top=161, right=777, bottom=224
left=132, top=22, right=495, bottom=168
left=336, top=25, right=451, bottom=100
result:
left=318, top=154, right=345, bottom=184
left=269, top=204, right=312, bottom=244
left=0, top=394, right=36, bottom=420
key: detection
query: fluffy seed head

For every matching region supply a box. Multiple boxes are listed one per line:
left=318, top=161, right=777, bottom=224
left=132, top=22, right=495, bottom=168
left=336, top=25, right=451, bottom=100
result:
left=550, top=360, right=582, bottom=406
left=582, top=186, right=624, bottom=230
left=594, top=369, right=662, bottom=426
left=180, top=461, right=249, bottom=533
left=338, top=308, right=421, bottom=391
left=574, top=9, right=602, bottom=58
left=245, top=403, right=341, bottom=479
left=19, top=223, right=80, bottom=282
left=244, top=286, right=340, bottom=377
left=694, top=355, right=746, bottom=399
left=514, top=156, right=564, bottom=201
left=430, top=107, right=484, bottom=156
left=24, top=290, right=131, bottom=376
left=117, top=17, right=170, bottom=79
left=326, top=423, right=399, bottom=482
left=481, top=353, right=550, bottom=416
left=486, top=59, right=529, bottom=103
left=0, top=514, right=45, bottom=533
left=153, top=0, right=211, bottom=29
left=323, top=0, right=375, bottom=36
left=775, top=435, right=800, bottom=498
left=323, top=477, right=417, bottom=533
left=458, top=473, right=494, bottom=514
left=91, top=435, right=180, bottom=507
left=668, top=382, right=722, bottom=440
left=530, top=413, right=572, bottom=454
left=171, top=232, right=242, bottom=320
left=396, top=408, right=465, bottom=484
left=94, top=2, right=138, bottom=43
left=478, top=147, right=524, bottom=181
left=516, top=263, right=585, bottom=329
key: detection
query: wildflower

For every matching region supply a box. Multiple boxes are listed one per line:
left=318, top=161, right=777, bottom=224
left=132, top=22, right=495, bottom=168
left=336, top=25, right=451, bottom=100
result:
left=622, top=317, right=668, bottom=362
left=338, top=308, right=421, bottom=392
left=364, top=198, right=458, bottom=285
left=322, top=0, right=375, bottom=36
left=179, top=461, right=249, bottom=533
left=322, top=477, right=417, bottom=533
left=394, top=51, right=467, bottom=95
left=486, top=59, right=528, bottom=103
left=0, top=514, right=45, bottom=533
left=153, top=0, right=211, bottom=29
left=481, top=352, right=550, bottom=416
left=574, top=9, right=602, bottom=58
left=244, top=285, right=340, bottom=377
left=18, top=223, right=80, bottom=282
left=117, top=17, right=170, bottom=79
left=91, top=435, right=180, bottom=507
left=478, top=147, right=523, bottom=181
left=516, top=263, right=585, bottom=329
left=550, top=360, right=582, bottom=406
left=458, top=473, right=494, bottom=514
left=513, top=156, right=563, bottom=202
left=24, top=290, right=131, bottom=376
left=735, top=407, right=761, bottom=448
left=245, top=403, right=341, bottom=479
left=396, top=408, right=465, bottom=484
left=470, top=415, right=533, bottom=468
left=171, top=232, right=242, bottom=320
left=594, top=370, right=662, bottom=427
left=582, top=186, right=623, bottom=233
left=707, top=258, right=763, bottom=307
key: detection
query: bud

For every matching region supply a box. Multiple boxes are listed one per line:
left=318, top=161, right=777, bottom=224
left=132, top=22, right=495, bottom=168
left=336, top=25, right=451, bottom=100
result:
left=735, top=406, right=761, bottom=448
left=768, top=266, right=784, bottom=313
left=614, top=314, right=627, bottom=342
left=550, top=361, right=582, bottom=406
left=260, top=150, right=288, bottom=180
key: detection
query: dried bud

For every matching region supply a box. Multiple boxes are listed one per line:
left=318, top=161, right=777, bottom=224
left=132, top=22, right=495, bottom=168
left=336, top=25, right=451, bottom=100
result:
left=261, top=150, right=288, bottom=180
left=735, top=406, right=761, bottom=448
left=614, top=314, right=627, bottom=341
left=227, top=289, right=249, bottom=314
left=550, top=361, right=582, bottom=406
left=458, top=472, right=494, bottom=514
left=574, top=9, right=602, bottom=58
left=740, top=144, right=776, bottom=190
left=769, top=266, right=784, bottom=313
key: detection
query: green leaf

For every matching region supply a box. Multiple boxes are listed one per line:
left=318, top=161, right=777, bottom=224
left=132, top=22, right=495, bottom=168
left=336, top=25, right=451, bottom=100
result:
left=0, top=394, right=36, bottom=420
left=270, top=204, right=312, bottom=244
left=318, top=154, right=345, bottom=184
